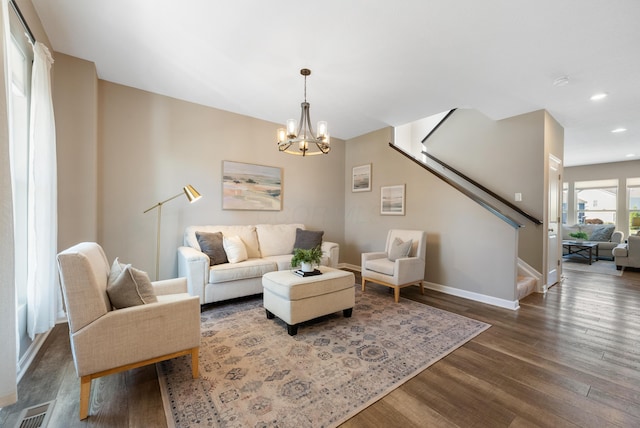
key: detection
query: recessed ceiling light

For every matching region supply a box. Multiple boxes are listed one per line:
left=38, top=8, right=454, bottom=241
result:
left=626, top=153, right=636, bottom=158
left=552, top=76, right=570, bottom=87
left=612, top=128, right=627, bottom=133
left=590, top=92, right=607, bottom=101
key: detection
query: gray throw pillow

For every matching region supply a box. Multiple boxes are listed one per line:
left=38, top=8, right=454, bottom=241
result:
left=106, top=260, right=157, bottom=309
left=388, top=237, right=413, bottom=261
left=196, top=231, right=229, bottom=265
left=293, top=228, right=324, bottom=251
left=589, top=225, right=614, bottom=242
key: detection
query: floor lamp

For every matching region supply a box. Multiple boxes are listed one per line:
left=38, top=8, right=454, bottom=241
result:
left=144, top=184, right=202, bottom=280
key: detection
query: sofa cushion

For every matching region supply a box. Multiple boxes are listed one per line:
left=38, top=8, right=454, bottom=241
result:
left=364, top=258, right=395, bottom=276
left=262, top=268, right=354, bottom=301
left=196, top=231, right=228, bottom=265
left=263, top=254, right=297, bottom=271
left=589, top=225, right=615, bottom=242
left=223, top=235, right=248, bottom=263
left=208, top=259, right=276, bottom=283
left=185, top=225, right=260, bottom=258
left=388, top=237, right=413, bottom=261
left=256, top=223, right=304, bottom=257
left=106, top=259, right=157, bottom=309
left=293, top=228, right=324, bottom=251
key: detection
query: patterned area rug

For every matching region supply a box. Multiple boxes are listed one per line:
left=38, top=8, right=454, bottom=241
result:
left=563, top=259, right=623, bottom=276
left=157, top=285, right=490, bottom=428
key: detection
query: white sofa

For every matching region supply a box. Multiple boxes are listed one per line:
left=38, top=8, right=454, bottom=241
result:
left=178, top=223, right=339, bottom=304
left=562, top=224, right=624, bottom=260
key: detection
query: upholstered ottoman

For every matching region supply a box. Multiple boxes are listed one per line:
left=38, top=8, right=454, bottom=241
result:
left=262, top=266, right=355, bottom=335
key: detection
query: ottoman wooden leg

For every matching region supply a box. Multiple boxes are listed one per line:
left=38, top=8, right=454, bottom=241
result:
left=287, top=324, right=298, bottom=336
left=343, top=308, right=353, bottom=318
left=266, top=309, right=275, bottom=319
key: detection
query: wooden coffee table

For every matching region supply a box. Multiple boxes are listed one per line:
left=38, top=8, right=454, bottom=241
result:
left=562, top=241, right=599, bottom=265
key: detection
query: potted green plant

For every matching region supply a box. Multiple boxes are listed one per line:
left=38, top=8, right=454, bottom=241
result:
left=569, top=226, right=589, bottom=242
left=291, top=246, right=323, bottom=272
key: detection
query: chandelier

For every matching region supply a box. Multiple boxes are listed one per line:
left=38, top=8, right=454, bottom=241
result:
left=277, top=68, right=330, bottom=156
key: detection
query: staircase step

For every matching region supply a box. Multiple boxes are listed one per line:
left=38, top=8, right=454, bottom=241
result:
left=517, top=275, right=536, bottom=300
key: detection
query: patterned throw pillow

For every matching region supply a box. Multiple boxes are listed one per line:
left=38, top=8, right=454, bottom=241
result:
left=589, top=225, right=614, bottom=242
left=196, top=231, right=229, bottom=265
left=388, top=237, right=413, bottom=261
left=106, top=258, right=157, bottom=309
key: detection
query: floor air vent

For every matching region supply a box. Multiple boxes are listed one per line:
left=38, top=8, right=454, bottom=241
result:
left=15, top=400, right=55, bottom=428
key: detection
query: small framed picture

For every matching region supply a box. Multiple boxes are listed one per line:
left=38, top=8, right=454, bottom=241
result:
left=380, top=184, right=405, bottom=215
left=352, top=164, right=371, bottom=192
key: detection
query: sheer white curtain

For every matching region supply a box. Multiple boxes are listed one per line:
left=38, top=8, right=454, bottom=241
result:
left=26, top=41, right=56, bottom=339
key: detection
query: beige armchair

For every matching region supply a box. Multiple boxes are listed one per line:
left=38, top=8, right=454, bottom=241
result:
left=57, top=242, right=200, bottom=420
left=361, top=229, right=427, bottom=302
left=613, top=235, right=640, bottom=269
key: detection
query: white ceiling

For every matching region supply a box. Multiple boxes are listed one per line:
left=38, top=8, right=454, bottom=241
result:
left=32, top=0, right=640, bottom=167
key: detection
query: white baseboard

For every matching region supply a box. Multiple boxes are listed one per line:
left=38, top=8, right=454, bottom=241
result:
left=17, top=329, right=51, bottom=383
left=0, top=391, right=18, bottom=407
left=339, top=263, right=360, bottom=271
left=422, top=281, right=520, bottom=310
left=342, top=263, right=519, bottom=310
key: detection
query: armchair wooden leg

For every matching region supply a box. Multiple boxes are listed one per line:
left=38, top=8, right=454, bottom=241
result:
left=394, top=287, right=400, bottom=303
left=191, top=347, right=199, bottom=379
left=79, top=376, right=91, bottom=420
left=361, top=278, right=366, bottom=292
left=419, top=281, right=424, bottom=295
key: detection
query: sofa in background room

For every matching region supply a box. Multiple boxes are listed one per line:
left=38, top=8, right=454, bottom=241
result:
left=562, top=223, right=623, bottom=260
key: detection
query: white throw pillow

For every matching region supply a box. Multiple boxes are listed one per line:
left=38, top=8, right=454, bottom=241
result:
left=223, top=235, right=248, bottom=263
left=256, top=224, right=303, bottom=257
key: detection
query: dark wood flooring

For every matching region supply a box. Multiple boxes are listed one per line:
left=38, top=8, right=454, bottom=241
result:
left=2, top=267, right=639, bottom=427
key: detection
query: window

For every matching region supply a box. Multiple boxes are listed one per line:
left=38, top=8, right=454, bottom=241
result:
left=9, top=6, right=34, bottom=360
left=562, top=182, right=568, bottom=225
left=574, top=179, right=618, bottom=225
left=627, top=177, right=640, bottom=236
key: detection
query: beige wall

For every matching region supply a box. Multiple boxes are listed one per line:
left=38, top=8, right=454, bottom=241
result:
left=96, top=81, right=345, bottom=279
left=344, top=127, right=519, bottom=304
left=421, top=109, right=549, bottom=272
left=1, top=0, right=17, bottom=405
left=53, top=53, right=99, bottom=251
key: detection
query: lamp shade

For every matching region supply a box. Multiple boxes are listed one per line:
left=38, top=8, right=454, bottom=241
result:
left=183, top=184, right=202, bottom=203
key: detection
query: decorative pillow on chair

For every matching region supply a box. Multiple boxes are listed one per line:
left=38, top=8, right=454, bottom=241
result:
left=388, top=237, right=413, bottom=261
left=223, top=235, right=248, bottom=263
left=106, top=258, right=157, bottom=309
left=293, top=228, right=324, bottom=251
left=196, top=231, right=229, bottom=265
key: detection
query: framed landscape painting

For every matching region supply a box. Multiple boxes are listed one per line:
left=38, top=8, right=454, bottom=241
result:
left=380, top=184, right=405, bottom=215
left=352, top=164, right=371, bottom=192
left=222, top=161, right=282, bottom=210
